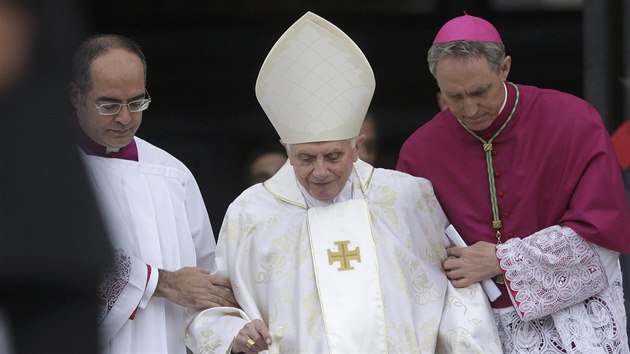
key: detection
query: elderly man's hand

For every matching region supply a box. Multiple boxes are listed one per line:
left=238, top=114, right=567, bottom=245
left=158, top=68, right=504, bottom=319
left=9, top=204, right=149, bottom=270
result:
left=154, top=267, right=238, bottom=309
left=232, top=319, right=271, bottom=354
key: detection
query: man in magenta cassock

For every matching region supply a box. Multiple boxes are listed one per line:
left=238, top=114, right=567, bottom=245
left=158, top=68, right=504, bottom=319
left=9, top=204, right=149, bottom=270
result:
left=397, top=13, right=630, bottom=353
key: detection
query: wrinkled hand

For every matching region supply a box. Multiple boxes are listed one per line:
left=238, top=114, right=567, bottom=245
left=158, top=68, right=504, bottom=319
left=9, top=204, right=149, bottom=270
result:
left=154, top=267, right=238, bottom=309
left=231, top=319, right=271, bottom=354
left=443, top=241, right=502, bottom=288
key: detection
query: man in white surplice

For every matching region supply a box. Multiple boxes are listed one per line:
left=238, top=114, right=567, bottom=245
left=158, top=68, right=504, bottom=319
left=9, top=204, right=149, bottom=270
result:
left=185, top=12, right=501, bottom=354
left=69, top=34, right=238, bottom=353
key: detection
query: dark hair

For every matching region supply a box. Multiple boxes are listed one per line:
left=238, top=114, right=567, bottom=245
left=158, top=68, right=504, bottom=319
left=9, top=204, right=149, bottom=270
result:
left=71, top=34, right=147, bottom=93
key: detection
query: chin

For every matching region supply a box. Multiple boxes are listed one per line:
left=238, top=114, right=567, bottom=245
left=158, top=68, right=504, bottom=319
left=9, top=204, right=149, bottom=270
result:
left=313, top=192, right=336, bottom=201
left=117, top=135, right=135, bottom=144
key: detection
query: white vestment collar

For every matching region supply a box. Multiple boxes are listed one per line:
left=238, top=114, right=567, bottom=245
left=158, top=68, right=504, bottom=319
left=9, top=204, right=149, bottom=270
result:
left=263, top=159, right=375, bottom=208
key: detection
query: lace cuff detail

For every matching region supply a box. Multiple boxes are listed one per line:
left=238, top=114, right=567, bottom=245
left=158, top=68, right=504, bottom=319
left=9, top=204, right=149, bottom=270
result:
left=97, top=249, right=131, bottom=323
left=497, top=225, right=608, bottom=321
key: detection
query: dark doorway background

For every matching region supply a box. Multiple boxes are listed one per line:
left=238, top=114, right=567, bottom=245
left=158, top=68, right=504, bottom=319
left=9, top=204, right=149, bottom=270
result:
left=84, top=0, right=585, bottom=237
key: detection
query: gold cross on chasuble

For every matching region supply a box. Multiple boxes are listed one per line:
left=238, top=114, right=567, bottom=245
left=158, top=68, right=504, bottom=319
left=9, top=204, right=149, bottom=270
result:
left=327, top=240, right=361, bottom=271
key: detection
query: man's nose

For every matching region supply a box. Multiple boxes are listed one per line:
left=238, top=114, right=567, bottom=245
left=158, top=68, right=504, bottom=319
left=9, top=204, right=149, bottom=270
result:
left=114, top=105, right=132, bottom=125
left=312, top=160, right=329, bottom=178
left=463, top=98, right=479, bottom=118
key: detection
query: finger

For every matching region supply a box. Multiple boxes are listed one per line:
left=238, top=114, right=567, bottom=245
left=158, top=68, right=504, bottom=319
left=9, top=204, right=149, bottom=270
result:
left=253, top=320, right=272, bottom=346
left=245, top=337, right=266, bottom=351
left=442, top=257, right=460, bottom=271
left=450, top=277, right=472, bottom=288
left=447, top=266, right=465, bottom=280
left=204, top=299, right=238, bottom=310
left=208, top=287, right=238, bottom=307
left=244, top=328, right=264, bottom=352
left=245, top=337, right=258, bottom=352
left=444, top=268, right=455, bottom=280
left=234, top=331, right=251, bottom=353
left=208, top=274, right=232, bottom=288
left=196, top=267, right=210, bottom=275
left=241, top=328, right=263, bottom=353
left=445, top=246, right=462, bottom=257
left=223, top=289, right=238, bottom=307
left=207, top=294, right=238, bottom=308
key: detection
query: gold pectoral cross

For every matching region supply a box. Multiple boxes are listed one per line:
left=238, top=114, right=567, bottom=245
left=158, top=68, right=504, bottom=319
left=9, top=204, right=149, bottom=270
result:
left=327, top=240, right=361, bottom=271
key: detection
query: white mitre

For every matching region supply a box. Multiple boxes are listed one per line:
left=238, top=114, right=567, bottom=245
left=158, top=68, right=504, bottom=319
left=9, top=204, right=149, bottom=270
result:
left=255, top=11, right=375, bottom=144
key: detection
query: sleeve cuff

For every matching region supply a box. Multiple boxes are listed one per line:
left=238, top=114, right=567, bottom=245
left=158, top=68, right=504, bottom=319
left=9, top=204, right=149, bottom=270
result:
left=139, top=264, right=158, bottom=309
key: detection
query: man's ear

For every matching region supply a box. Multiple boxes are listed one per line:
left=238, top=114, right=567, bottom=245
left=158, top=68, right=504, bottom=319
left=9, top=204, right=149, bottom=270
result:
left=356, top=134, right=366, bottom=148
left=500, top=55, right=512, bottom=81
left=68, top=82, right=81, bottom=109
left=352, top=135, right=364, bottom=162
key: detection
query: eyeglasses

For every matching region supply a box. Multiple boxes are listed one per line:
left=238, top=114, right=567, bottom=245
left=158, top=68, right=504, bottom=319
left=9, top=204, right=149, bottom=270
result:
left=94, top=91, right=152, bottom=116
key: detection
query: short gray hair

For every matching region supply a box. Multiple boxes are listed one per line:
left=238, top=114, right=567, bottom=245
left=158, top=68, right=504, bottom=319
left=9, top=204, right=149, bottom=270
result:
left=427, top=41, right=505, bottom=79
left=71, top=34, right=147, bottom=94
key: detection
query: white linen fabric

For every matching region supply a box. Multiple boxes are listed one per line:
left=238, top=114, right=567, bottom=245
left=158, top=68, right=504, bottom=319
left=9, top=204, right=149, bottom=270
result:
left=82, top=136, right=216, bottom=354
left=496, top=225, right=628, bottom=353
left=185, top=159, right=502, bottom=354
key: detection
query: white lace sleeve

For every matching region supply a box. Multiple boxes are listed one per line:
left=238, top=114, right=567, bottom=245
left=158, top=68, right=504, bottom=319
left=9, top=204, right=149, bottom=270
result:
left=496, top=225, right=608, bottom=321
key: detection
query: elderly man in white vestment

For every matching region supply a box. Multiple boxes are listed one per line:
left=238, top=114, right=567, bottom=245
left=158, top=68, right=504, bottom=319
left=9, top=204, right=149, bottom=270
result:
left=69, top=34, right=238, bottom=353
left=185, top=12, right=501, bottom=354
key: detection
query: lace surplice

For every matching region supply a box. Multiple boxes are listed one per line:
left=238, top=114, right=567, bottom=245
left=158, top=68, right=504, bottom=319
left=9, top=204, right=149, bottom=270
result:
left=496, top=226, right=628, bottom=353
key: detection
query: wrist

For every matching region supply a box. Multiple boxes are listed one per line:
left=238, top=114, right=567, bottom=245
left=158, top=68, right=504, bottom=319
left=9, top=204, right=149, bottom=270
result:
left=154, top=269, right=174, bottom=299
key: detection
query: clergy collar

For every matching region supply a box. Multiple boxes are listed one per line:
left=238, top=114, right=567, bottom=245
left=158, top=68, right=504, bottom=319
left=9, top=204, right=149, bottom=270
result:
left=74, top=113, right=139, bottom=161
left=476, top=81, right=517, bottom=138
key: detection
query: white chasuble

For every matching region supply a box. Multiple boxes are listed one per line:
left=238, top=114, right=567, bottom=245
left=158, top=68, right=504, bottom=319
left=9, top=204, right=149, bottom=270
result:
left=185, top=160, right=502, bottom=354
left=307, top=198, right=386, bottom=353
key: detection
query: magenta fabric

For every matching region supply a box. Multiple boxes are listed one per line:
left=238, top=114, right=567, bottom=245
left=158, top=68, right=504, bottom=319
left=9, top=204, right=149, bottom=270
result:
left=74, top=113, right=138, bottom=161
left=397, top=83, right=630, bottom=307
left=433, top=14, right=502, bottom=44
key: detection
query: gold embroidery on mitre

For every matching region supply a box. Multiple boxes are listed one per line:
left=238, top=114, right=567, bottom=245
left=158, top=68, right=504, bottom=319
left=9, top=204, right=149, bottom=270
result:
left=327, top=240, right=361, bottom=271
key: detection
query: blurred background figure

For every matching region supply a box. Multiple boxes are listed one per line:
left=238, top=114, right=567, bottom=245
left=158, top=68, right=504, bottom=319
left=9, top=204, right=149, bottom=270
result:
left=0, top=1, right=112, bottom=353
left=357, top=112, right=379, bottom=165
left=245, top=143, right=287, bottom=186
left=0, top=0, right=33, bottom=95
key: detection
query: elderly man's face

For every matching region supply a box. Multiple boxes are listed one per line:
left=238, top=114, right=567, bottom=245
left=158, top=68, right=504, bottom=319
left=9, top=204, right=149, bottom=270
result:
left=436, top=55, right=510, bottom=131
left=287, top=139, right=359, bottom=201
left=70, top=48, right=145, bottom=148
